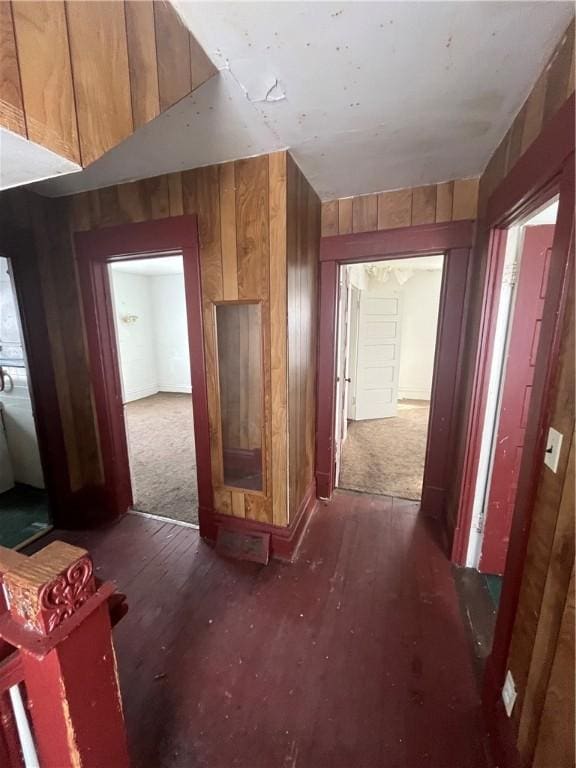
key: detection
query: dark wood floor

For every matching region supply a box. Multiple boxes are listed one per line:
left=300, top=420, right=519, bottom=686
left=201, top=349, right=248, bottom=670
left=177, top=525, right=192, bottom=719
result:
left=41, top=492, right=492, bottom=768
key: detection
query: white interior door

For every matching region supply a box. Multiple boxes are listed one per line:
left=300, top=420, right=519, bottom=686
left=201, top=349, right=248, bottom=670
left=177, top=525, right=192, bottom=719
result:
left=354, top=292, right=402, bottom=420
left=347, top=286, right=361, bottom=420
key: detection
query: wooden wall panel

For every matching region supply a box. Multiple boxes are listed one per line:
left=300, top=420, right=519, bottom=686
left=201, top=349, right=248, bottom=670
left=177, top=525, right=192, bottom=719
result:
left=154, top=0, right=192, bottom=111
left=322, top=178, right=479, bottom=236
left=125, top=0, right=160, bottom=130
left=1, top=0, right=217, bottom=173
left=66, top=0, right=133, bottom=166
left=12, top=1, right=79, bottom=162
left=0, top=0, right=25, bottom=136
left=286, top=154, right=321, bottom=522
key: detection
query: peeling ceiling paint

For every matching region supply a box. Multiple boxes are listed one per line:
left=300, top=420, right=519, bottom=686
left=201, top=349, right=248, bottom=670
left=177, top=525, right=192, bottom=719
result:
left=36, top=1, right=574, bottom=200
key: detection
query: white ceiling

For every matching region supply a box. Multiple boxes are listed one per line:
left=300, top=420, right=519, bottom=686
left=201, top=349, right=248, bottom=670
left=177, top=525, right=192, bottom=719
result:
left=110, top=256, right=184, bottom=276
left=35, top=1, right=574, bottom=201
left=1, top=127, right=80, bottom=191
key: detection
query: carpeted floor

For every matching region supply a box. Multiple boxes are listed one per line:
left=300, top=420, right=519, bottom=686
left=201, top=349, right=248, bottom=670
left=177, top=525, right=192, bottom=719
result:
left=124, top=393, right=198, bottom=524
left=339, top=401, right=430, bottom=500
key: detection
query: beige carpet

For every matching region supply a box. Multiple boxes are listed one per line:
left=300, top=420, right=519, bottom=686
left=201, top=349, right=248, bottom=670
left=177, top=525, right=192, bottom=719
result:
left=339, top=402, right=430, bottom=500
left=124, top=393, right=198, bottom=524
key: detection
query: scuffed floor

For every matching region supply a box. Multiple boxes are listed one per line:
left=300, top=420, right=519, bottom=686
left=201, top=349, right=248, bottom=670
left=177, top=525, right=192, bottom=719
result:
left=124, top=392, right=198, bottom=524
left=339, top=400, right=430, bottom=500
left=40, top=492, right=493, bottom=768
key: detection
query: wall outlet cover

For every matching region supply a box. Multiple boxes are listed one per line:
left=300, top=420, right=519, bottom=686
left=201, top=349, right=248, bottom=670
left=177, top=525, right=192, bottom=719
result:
left=502, top=670, right=517, bottom=717
left=544, top=427, right=563, bottom=473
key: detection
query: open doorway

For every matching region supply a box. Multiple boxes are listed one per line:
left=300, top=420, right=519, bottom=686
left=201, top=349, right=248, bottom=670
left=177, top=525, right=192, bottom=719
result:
left=108, top=255, right=198, bottom=525
left=0, top=257, right=51, bottom=548
left=455, top=197, right=559, bottom=675
left=335, top=254, right=444, bottom=501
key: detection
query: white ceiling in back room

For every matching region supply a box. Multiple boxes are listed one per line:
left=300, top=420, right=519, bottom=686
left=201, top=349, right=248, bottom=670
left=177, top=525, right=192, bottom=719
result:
left=35, top=1, right=574, bottom=201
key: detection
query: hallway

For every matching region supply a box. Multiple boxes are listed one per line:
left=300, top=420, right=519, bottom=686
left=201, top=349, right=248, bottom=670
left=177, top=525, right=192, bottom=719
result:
left=40, top=491, right=491, bottom=768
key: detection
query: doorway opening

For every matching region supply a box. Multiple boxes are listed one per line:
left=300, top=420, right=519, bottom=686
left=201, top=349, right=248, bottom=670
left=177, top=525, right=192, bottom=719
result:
left=0, top=256, right=51, bottom=548
left=108, top=254, right=198, bottom=525
left=455, top=197, right=559, bottom=671
left=334, top=254, right=444, bottom=502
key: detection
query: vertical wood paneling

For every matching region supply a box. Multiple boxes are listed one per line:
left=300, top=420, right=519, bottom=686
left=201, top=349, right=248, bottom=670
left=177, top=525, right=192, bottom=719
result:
left=452, top=179, right=480, bottom=221
left=167, top=172, right=183, bottom=216
left=0, top=0, right=25, bottom=136
left=189, top=30, right=218, bottom=90
left=117, top=181, right=150, bottom=223
left=287, top=155, right=320, bottom=522
left=542, top=20, right=574, bottom=123
left=532, top=567, right=575, bottom=768
left=320, top=200, right=338, bottom=237
left=411, top=185, right=437, bottom=225
left=517, top=434, right=575, bottom=760
left=352, top=194, right=377, bottom=233
left=269, top=152, right=288, bottom=526
left=125, top=0, right=160, bottom=130
left=12, top=0, right=79, bottom=162
left=435, top=182, right=454, bottom=223
left=66, top=0, right=133, bottom=166
left=235, top=157, right=269, bottom=300
left=144, top=175, right=170, bottom=219
left=338, top=198, right=353, bottom=234
left=219, top=163, right=238, bottom=301
left=521, top=67, right=548, bottom=154
left=377, top=189, right=412, bottom=230
left=153, top=0, right=191, bottom=111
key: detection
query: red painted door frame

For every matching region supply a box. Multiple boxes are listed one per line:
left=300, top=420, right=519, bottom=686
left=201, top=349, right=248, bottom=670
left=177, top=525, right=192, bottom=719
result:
left=448, top=94, right=574, bottom=767
left=479, top=225, right=555, bottom=575
left=316, top=220, right=475, bottom=539
left=75, top=216, right=212, bottom=524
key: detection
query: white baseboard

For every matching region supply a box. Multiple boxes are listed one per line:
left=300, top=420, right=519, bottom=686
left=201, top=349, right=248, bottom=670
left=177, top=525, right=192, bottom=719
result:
left=157, top=385, right=192, bottom=394
left=398, top=389, right=431, bottom=401
left=123, top=386, right=159, bottom=403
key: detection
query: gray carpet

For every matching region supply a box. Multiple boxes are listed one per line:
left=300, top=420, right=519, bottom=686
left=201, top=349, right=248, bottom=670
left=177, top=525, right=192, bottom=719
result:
left=124, top=393, right=198, bottom=524
left=338, top=401, right=430, bottom=500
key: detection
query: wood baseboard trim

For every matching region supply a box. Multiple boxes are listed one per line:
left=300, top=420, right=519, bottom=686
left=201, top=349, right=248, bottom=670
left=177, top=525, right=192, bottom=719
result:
left=199, top=480, right=318, bottom=563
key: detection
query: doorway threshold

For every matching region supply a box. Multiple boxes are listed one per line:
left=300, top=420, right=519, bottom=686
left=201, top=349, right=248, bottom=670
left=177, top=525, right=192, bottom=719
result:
left=128, top=508, right=200, bottom=530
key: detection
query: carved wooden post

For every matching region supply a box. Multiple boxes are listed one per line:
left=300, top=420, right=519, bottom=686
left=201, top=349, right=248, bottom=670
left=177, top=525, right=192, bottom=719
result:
left=0, top=541, right=130, bottom=768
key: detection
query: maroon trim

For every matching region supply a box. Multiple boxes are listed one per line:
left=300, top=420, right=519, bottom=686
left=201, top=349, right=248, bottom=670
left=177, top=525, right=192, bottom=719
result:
left=315, top=221, right=475, bottom=546
left=320, top=219, right=474, bottom=262
left=487, top=93, right=575, bottom=228
left=484, top=155, right=575, bottom=716
left=74, top=216, right=212, bottom=528
left=200, top=480, right=318, bottom=562
left=451, top=229, right=508, bottom=564
left=0, top=226, right=70, bottom=523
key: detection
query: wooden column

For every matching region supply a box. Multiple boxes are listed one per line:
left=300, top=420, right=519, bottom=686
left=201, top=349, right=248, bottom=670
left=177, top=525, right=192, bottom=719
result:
left=0, top=542, right=130, bottom=768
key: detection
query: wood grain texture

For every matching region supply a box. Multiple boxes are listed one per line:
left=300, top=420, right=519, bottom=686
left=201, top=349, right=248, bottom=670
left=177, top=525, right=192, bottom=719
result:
left=269, top=152, right=288, bottom=525
left=3, top=0, right=216, bottom=173
left=66, top=0, right=133, bottom=166
left=435, top=182, right=454, bottom=223
left=532, top=567, right=575, bottom=768
left=352, top=193, right=377, bottom=233
left=286, top=154, right=320, bottom=522
left=125, top=0, right=160, bottom=130
left=12, top=0, right=79, bottom=162
left=189, top=30, right=218, bottom=90
left=322, top=180, right=479, bottom=237
left=154, top=0, right=191, bottom=111
left=219, top=162, right=238, bottom=300
left=452, top=179, right=480, bottom=221
left=411, top=185, right=437, bottom=225
left=0, top=0, right=25, bottom=136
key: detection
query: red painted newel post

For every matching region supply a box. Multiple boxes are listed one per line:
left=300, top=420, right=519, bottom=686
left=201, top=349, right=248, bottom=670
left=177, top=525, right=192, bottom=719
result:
left=0, top=541, right=130, bottom=767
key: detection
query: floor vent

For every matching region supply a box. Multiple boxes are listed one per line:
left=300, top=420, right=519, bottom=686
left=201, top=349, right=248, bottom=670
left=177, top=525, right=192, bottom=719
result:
left=216, top=527, right=270, bottom=565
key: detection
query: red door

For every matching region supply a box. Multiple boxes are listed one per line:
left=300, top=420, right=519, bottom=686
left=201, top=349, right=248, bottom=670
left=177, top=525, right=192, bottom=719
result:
left=479, top=225, right=555, bottom=575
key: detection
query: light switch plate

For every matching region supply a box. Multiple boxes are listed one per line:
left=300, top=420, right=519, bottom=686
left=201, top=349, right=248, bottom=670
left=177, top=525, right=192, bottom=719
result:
left=544, top=427, right=563, bottom=473
left=502, top=670, right=517, bottom=717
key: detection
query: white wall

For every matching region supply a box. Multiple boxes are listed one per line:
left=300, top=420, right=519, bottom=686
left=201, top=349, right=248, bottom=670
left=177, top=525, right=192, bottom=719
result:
left=0, top=257, right=45, bottom=488
left=111, top=271, right=158, bottom=402
left=151, top=275, right=192, bottom=393
left=349, top=267, right=442, bottom=408
left=397, top=271, right=442, bottom=400
left=110, top=269, right=191, bottom=403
